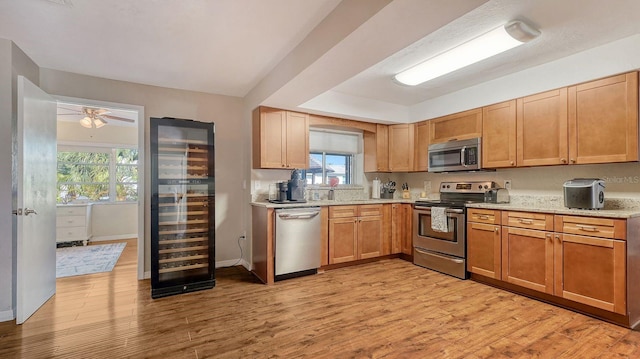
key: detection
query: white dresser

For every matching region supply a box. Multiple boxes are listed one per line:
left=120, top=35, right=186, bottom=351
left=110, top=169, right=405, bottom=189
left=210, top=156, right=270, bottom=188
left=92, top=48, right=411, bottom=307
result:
left=56, top=204, right=92, bottom=245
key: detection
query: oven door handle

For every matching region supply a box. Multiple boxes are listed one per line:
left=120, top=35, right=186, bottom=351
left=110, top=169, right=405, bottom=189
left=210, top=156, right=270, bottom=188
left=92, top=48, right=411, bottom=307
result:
left=414, top=248, right=464, bottom=264
left=414, top=207, right=464, bottom=215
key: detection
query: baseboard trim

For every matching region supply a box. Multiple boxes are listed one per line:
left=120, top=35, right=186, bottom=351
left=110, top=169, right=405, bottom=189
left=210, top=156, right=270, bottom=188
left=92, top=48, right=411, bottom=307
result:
left=0, top=309, right=15, bottom=322
left=91, top=234, right=137, bottom=242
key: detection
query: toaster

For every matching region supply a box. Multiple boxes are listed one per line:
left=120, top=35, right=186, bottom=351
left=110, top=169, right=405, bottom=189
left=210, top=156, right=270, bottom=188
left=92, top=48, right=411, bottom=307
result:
left=563, top=178, right=605, bottom=209
left=484, top=188, right=510, bottom=204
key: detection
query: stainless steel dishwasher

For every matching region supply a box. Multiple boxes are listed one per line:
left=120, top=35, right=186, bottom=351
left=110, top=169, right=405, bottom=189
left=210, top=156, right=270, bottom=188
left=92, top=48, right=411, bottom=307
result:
left=275, top=207, right=321, bottom=280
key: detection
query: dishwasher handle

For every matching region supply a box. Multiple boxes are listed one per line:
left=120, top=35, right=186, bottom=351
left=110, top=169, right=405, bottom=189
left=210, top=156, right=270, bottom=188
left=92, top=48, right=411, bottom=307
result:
left=278, top=211, right=320, bottom=220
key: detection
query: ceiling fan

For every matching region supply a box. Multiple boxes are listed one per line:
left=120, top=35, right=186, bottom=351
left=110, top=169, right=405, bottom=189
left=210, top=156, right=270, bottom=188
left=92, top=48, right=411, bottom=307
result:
left=57, top=106, right=135, bottom=128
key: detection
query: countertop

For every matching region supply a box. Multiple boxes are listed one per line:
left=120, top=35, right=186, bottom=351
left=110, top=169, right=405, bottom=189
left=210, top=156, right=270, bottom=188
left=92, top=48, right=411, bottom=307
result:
left=250, top=198, right=413, bottom=208
left=251, top=197, right=640, bottom=218
left=466, top=202, right=640, bottom=219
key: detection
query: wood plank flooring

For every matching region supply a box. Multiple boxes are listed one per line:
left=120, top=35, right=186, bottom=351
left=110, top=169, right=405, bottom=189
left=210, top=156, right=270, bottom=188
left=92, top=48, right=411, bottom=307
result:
left=1, top=238, right=640, bottom=358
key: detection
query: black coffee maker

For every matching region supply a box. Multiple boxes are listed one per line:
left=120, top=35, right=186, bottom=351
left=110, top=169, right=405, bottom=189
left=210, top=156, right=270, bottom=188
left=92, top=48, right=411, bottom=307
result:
left=287, top=169, right=306, bottom=202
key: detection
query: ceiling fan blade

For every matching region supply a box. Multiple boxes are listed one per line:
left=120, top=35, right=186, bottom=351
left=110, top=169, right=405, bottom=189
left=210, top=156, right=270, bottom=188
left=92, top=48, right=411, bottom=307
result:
left=57, top=113, right=84, bottom=116
left=95, top=109, right=111, bottom=115
left=58, top=106, right=82, bottom=113
left=101, top=115, right=135, bottom=123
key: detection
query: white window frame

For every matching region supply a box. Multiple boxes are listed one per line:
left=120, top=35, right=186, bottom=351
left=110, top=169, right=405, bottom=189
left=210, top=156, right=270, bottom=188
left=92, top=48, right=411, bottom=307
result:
left=57, top=143, right=138, bottom=203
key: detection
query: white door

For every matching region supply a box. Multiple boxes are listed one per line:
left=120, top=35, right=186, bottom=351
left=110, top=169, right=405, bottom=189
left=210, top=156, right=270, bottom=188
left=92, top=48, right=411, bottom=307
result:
left=15, top=76, right=57, bottom=324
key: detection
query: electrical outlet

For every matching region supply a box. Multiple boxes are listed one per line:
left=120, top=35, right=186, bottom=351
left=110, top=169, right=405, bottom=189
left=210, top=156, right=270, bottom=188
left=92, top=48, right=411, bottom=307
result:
left=254, top=181, right=261, bottom=190
left=504, top=180, right=512, bottom=190
left=423, top=180, right=431, bottom=193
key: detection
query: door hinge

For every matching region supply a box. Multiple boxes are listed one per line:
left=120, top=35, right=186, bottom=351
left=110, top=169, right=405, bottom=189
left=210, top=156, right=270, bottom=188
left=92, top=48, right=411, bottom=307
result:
left=12, top=208, right=23, bottom=216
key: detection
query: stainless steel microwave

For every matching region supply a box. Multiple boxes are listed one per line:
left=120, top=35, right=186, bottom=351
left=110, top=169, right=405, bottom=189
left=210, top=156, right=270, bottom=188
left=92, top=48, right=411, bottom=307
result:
left=427, top=137, right=482, bottom=172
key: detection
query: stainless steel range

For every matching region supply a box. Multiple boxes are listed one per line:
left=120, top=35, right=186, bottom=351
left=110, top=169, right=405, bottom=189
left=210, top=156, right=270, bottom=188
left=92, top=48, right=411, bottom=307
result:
left=413, top=181, right=497, bottom=279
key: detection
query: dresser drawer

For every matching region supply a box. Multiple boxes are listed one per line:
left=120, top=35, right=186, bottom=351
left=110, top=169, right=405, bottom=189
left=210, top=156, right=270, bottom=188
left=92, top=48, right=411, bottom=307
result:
left=503, top=211, right=554, bottom=231
left=56, top=226, right=87, bottom=240
left=56, top=215, right=86, bottom=228
left=57, top=206, right=87, bottom=216
left=467, top=208, right=501, bottom=224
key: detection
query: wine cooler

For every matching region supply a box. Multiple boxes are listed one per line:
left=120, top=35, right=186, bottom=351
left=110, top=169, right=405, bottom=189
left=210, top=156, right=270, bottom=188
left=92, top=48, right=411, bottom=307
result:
left=150, top=117, right=215, bottom=298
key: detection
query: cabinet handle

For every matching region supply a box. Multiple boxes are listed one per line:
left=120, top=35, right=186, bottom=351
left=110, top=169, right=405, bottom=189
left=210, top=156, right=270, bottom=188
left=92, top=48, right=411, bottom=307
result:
left=546, top=233, right=552, bottom=240
left=510, top=161, right=515, bottom=166
left=561, top=158, right=567, bottom=163
left=478, top=215, right=490, bottom=220
left=518, top=218, right=533, bottom=224
left=576, top=224, right=598, bottom=232
left=555, top=234, right=561, bottom=242
left=570, top=158, right=576, bottom=163
left=494, top=227, right=499, bottom=233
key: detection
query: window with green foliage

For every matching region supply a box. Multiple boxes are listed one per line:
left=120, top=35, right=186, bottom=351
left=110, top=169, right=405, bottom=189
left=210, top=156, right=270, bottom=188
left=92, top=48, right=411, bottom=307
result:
left=57, top=147, right=138, bottom=203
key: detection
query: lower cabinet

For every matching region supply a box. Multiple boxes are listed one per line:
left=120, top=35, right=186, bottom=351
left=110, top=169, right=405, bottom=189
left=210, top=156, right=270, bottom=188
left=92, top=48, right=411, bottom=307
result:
left=329, top=205, right=383, bottom=264
left=391, top=203, right=412, bottom=255
left=468, top=209, right=630, bottom=318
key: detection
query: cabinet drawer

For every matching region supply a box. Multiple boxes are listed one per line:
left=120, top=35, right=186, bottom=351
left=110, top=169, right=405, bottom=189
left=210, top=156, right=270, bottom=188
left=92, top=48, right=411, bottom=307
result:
left=56, top=215, right=86, bottom=228
left=556, top=215, right=626, bottom=240
left=56, top=226, right=87, bottom=240
left=467, top=208, right=501, bottom=224
left=57, top=206, right=86, bottom=216
left=503, top=211, right=553, bottom=231
left=329, top=206, right=358, bottom=219
left=359, top=204, right=383, bottom=217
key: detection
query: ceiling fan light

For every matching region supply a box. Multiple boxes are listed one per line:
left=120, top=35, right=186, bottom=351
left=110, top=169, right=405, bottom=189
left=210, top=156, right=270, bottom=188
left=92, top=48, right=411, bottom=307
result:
left=80, top=116, right=93, bottom=128
left=394, top=20, right=540, bottom=86
left=93, top=117, right=107, bottom=128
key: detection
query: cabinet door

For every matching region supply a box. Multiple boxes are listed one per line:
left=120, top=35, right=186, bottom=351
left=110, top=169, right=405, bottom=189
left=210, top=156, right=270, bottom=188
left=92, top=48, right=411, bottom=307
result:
left=517, top=88, right=568, bottom=166
left=391, top=204, right=412, bottom=255
left=329, top=218, right=358, bottom=264
left=568, top=72, right=639, bottom=164
left=363, top=124, right=389, bottom=172
left=554, top=233, right=626, bottom=315
left=429, top=108, right=482, bottom=144
left=388, top=124, right=415, bottom=172
left=358, top=216, right=383, bottom=259
left=467, top=222, right=501, bottom=279
left=502, top=227, right=554, bottom=294
left=482, top=100, right=517, bottom=168
left=255, top=108, right=286, bottom=169
left=285, top=111, right=309, bottom=169
left=412, top=121, right=430, bottom=172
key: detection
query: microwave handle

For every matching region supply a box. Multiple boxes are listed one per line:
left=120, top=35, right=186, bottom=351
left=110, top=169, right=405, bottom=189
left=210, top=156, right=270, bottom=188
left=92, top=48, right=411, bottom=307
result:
left=461, top=146, right=467, bottom=167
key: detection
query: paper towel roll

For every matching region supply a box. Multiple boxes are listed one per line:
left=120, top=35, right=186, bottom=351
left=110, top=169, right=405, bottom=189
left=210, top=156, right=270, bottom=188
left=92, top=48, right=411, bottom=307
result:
left=372, top=179, right=380, bottom=199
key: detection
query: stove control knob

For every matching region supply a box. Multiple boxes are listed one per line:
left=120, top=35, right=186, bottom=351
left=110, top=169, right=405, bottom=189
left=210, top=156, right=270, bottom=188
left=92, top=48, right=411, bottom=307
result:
left=484, top=185, right=488, bottom=189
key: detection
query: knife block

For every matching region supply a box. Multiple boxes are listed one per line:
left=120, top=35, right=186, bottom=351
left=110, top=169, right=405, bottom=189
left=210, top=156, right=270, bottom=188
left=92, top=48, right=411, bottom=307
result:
left=402, top=190, right=410, bottom=199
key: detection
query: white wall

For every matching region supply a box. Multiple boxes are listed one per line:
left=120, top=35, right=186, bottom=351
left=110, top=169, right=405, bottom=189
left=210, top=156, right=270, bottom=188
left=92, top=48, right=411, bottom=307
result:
left=90, top=203, right=137, bottom=241
left=0, top=39, right=40, bottom=321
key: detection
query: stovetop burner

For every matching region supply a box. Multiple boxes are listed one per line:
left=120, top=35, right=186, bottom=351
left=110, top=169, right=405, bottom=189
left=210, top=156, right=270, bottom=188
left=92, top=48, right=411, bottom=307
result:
left=415, top=181, right=498, bottom=208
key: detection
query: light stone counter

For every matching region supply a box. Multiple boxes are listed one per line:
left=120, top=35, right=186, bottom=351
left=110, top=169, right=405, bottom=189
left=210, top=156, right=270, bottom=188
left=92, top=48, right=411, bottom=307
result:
left=466, top=195, right=640, bottom=219
left=250, top=198, right=413, bottom=209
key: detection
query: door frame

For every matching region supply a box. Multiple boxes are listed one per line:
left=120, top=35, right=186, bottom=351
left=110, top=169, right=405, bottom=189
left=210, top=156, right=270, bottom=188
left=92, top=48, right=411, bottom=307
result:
left=54, top=96, right=146, bottom=280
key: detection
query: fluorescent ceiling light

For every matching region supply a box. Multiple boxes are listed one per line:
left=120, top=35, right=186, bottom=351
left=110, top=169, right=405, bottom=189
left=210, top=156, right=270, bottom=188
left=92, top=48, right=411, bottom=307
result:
left=394, top=20, right=540, bottom=86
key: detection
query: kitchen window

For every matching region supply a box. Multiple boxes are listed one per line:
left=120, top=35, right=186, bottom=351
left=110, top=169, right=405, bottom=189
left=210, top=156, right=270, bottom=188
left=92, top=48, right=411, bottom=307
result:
left=307, top=152, right=353, bottom=185
left=57, top=146, right=138, bottom=203
left=307, top=128, right=363, bottom=185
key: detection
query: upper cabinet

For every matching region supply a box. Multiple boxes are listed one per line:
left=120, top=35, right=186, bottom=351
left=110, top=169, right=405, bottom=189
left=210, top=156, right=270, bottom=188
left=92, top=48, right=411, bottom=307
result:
left=516, top=88, right=569, bottom=167
left=364, top=124, right=389, bottom=172
left=252, top=107, right=309, bottom=169
left=429, top=108, right=482, bottom=144
left=388, top=124, right=415, bottom=172
left=412, top=121, right=430, bottom=172
left=482, top=100, right=517, bottom=168
left=568, top=72, right=639, bottom=164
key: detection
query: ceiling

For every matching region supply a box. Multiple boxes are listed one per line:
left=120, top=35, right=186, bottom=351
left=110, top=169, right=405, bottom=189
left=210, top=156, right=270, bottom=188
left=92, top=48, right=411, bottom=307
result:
left=2, top=0, right=640, bottom=124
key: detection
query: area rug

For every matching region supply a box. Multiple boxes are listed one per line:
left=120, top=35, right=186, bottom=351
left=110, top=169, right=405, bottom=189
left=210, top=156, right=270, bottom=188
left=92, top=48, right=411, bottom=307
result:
left=56, top=242, right=126, bottom=278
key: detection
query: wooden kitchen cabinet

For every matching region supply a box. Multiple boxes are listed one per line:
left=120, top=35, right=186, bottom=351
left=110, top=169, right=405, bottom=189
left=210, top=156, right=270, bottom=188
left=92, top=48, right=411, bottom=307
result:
left=329, top=204, right=383, bottom=264
left=500, top=210, right=555, bottom=294
left=517, top=88, right=569, bottom=167
left=252, top=106, right=309, bottom=169
left=364, top=124, right=389, bottom=172
left=482, top=100, right=517, bottom=168
left=391, top=203, right=412, bottom=255
left=554, top=215, right=627, bottom=314
left=412, top=120, right=430, bottom=172
left=429, top=108, right=482, bottom=144
left=466, top=209, right=501, bottom=279
left=568, top=71, right=639, bottom=165
left=388, top=124, right=415, bottom=172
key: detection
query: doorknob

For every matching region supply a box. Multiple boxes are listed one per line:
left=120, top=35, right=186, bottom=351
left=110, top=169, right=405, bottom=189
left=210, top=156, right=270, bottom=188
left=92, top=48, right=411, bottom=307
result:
left=24, top=208, right=38, bottom=216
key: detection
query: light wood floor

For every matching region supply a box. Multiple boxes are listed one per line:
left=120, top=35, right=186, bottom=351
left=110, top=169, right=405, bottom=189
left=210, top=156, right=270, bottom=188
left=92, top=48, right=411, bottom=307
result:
left=2, top=239, right=640, bottom=358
